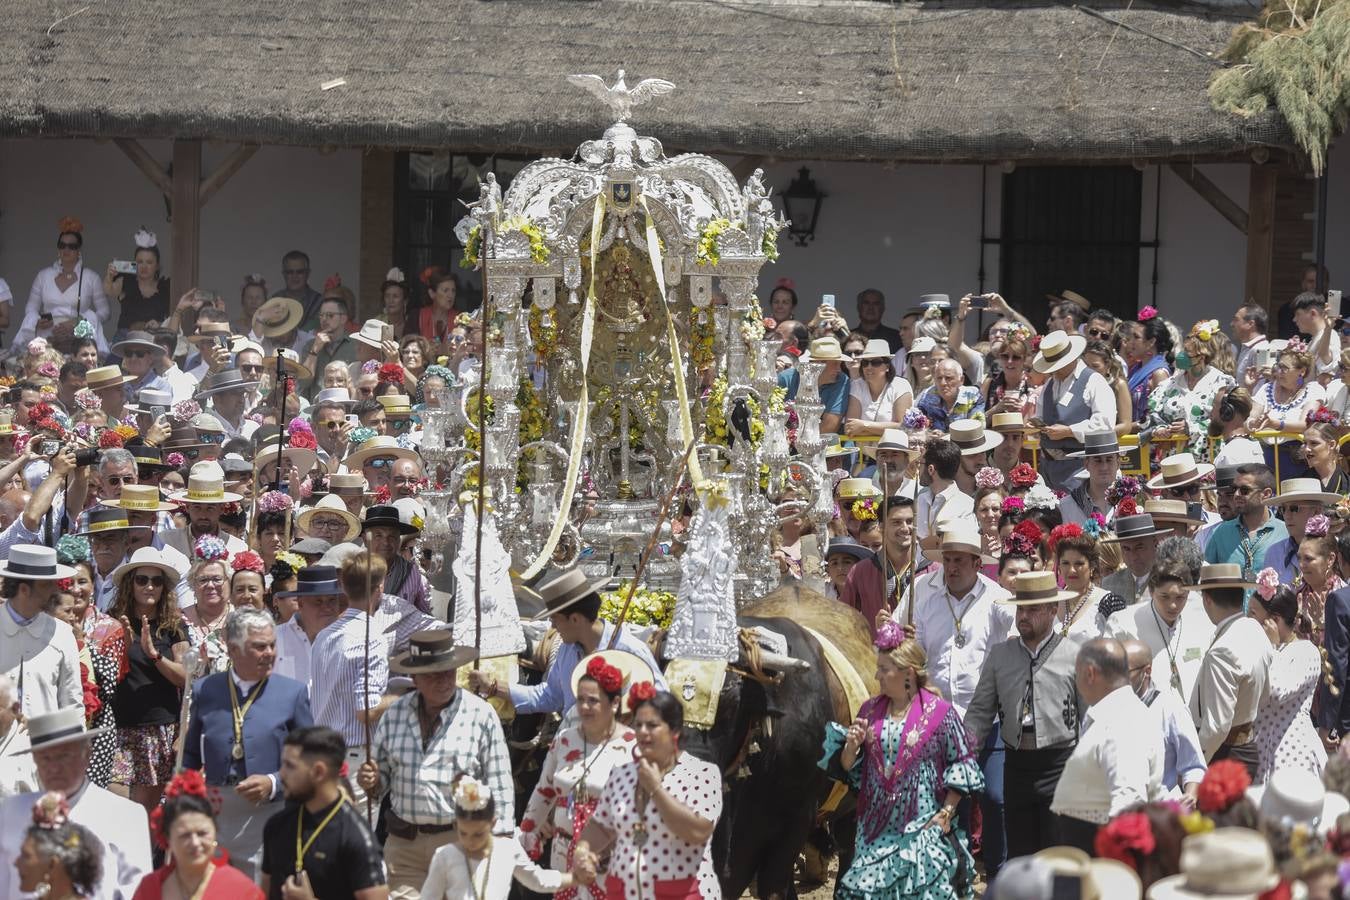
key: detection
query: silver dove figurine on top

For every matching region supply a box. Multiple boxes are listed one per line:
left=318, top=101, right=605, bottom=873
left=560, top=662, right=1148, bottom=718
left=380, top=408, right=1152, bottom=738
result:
left=567, top=69, right=675, bottom=123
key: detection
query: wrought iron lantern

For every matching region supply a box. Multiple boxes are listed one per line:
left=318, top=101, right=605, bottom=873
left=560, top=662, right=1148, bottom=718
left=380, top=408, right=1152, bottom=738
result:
left=779, top=166, right=825, bottom=246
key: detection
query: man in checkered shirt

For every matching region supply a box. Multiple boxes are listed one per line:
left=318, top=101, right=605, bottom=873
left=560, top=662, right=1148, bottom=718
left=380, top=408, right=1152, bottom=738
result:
left=357, top=629, right=512, bottom=900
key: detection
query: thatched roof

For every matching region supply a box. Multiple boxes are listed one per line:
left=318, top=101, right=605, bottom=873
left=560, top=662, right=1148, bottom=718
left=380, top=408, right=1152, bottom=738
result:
left=0, top=0, right=1291, bottom=162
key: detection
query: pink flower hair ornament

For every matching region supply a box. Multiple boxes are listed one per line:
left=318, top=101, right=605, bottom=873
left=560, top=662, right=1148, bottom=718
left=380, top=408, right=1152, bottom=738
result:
left=1305, top=514, right=1331, bottom=538
left=1138, top=306, right=1158, bottom=322
left=874, top=619, right=905, bottom=652
left=1256, top=567, right=1280, bottom=602
left=975, top=467, right=1005, bottom=490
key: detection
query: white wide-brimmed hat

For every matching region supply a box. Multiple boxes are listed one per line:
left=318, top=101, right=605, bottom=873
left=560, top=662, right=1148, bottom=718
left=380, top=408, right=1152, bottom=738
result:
left=0, top=545, right=74, bottom=581
left=1031, top=329, right=1088, bottom=375
left=948, top=419, right=1003, bottom=456
left=353, top=318, right=392, bottom=351
left=170, top=461, right=244, bottom=504
left=1145, top=453, right=1214, bottom=491
left=857, top=339, right=893, bottom=361
left=1265, top=477, right=1341, bottom=508
left=1147, top=828, right=1279, bottom=899
left=109, top=546, right=184, bottom=587
left=297, top=494, right=361, bottom=542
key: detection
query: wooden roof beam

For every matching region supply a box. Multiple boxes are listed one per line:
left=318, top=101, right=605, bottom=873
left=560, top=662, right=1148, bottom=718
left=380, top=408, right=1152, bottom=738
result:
left=1168, top=161, right=1248, bottom=234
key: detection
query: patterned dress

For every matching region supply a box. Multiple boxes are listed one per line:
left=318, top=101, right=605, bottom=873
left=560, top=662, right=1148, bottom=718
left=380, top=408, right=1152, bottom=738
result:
left=1254, top=640, right=1326, bottom=784
left=519, top=724, right=637, bottom=900
left=589, top=753, right=723, bottom=900
left=1146, top=367, right=1234, bottom=461
left=81, top=609, right=127, bottom=787
left=819, top=691, right=983, bottom=900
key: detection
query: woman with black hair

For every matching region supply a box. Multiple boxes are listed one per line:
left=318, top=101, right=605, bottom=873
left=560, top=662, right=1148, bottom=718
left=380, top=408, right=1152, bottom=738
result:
left=1125, top=313, right=1173, bottom=422
left=519, top=653, right=642, bottom=897
left=573, top=689, right=723, bottom=899
left=130, top=772, right=263, bottom=899
left=1250, top=579, right=1326, bottom=784
left=14, top=792, right=103, bottom=900
left=15, top=216, right=111, bottom=353
left=104, top=230, right=170, bottom=334
left=421, top=775, right=572, bottom=898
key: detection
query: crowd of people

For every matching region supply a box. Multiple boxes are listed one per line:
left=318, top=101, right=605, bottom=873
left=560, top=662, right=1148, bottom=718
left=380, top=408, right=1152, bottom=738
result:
left=0, top=214, right=1347, bottom=899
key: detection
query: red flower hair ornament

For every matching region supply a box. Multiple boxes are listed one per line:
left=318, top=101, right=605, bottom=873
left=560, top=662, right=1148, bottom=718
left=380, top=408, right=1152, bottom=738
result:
left=378, top=363, right=404, bottom=386
left=627, top=681, right=657, bottom=712
left=150, top=769, right=221, bottom=849
left=1012, top=519, right=1045, bottom=544
left=585, top=656, right=624, bottom=695
left=1196, top=759, right=1251, bottom=814
left=1047, top=523, right=1085, bottom=558
left=1009, top=463, right=1038, bottom=489
left=1094, top=812, right=1156, bottom=868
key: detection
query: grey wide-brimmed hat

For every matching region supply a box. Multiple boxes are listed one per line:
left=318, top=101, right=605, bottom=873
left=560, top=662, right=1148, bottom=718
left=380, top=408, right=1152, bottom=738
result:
left=16, top=706, right=111, bottom=753
left=194, top=368, right=260, bottom=399
left=1099, top=514, right=1171, bottom=543
left=111, top=330, right=164, bottom=357
left=1066, top=430, right=1121, bottom=459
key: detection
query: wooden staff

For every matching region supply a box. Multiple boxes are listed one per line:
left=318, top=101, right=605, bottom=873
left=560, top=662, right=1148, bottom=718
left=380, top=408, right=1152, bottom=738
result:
left=472, top=319, right=489, bottom=672
left=362, top=540, right=374, bottom=827
left=905, top=507, right=919, bottom=628
left=606, top=441, right=696, bottom=650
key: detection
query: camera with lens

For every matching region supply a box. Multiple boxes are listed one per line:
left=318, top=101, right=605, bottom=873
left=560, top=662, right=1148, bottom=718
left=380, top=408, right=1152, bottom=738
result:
left=73, top=448, right=100, bottom=467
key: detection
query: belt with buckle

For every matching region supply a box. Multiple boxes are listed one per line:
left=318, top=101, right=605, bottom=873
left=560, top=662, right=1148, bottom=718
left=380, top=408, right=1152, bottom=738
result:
left=1225, top=722, right=1255, bottom=746
left=386, top=812, right=456, bottom=840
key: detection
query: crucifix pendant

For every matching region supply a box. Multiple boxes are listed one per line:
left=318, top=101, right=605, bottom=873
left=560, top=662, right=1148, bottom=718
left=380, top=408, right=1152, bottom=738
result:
left=1171, top=664, right=1184, bottom=696
left=633, top=824, right=649, bottom=847
left=954, top=630, right=967, bottom=649
left=231, top=742, right=244, bottom=760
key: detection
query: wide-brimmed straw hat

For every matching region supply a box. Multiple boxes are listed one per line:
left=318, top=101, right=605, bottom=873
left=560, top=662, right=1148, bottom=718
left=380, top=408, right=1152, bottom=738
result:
left=254, top=442, right=321, bottom=483
left=377, top=394, right=413, bottom=417
left=1196, top=563, right=1257, bottom=591
left=108, top=546, right=183, bottom=587
left=1000, top=571, right=1078, bottom=606
left=327, top=472, right=367, bottom=495
left=261, top=348, right=312, bottom=381
left=1147, top=828, right=1279, bottom=899
left=1265, top=477, right=1341, bottom=508
left=345, top=435, right=418, bottom=469
left=85, top=365, right=133, bottom=392
left=252, top=297, right=304, bottom=338
left=529, top=568, right=612, bottom=621
left=171, top=461, right=244, bottom=504
left=808, top=337, right=843, bottom=361
left=1044, top=289, right=1092, bottom=312
left=948, top=420, right=1002, bottom=456
left=16, top=706, right=111, bottom=754
left=391, top=630, right=477, bottom=675
left=297, top=494, right=361, bottom=542
left=103, top=483, right=177, bottom=513
left=1146, top=453, right=1214, bottom=491
left=1034, top=846, right=1140, bottom=900
left=837, top=477, right=882, bottom=500
left=1145, top=499, right=1201, bottom=527
left=989, top=411, right=1034, bottom=434
left=938, top=523, right=984, bottom=557
left=0, top=545, right=74, bottom=581
left=353, top=318, right=392, bottom=351
left=1031, top=329, right=1088, bottom=375
left=76, top=507, right=151, bottom=538
left=857, top=339, right=892, bottom=361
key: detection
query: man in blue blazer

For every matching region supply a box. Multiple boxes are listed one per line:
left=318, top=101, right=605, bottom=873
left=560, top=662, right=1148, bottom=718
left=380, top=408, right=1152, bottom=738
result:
left=1317, top=546, right=1350, bottom=755
left=183, top=607, right=312, bottom=882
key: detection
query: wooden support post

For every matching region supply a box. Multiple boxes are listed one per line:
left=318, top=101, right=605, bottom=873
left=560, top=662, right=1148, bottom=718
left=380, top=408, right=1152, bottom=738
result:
left=1245, top=164, right=1278, bottom=308
left=172, top=140, right=202, bottom=295
left=1168, top=162, right=1248, bottom=233
left=199, top=144, right=258, bottom=208
left=113, top=138, right=172, bottom=200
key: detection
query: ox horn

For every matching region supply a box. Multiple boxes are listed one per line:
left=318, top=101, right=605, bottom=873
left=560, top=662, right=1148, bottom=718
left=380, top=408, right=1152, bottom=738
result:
left=756, top=649, right=811, bottom=673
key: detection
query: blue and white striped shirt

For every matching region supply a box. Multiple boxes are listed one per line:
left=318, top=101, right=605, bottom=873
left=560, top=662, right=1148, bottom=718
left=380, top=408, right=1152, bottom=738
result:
left=311, top=608, right=389, bottom=747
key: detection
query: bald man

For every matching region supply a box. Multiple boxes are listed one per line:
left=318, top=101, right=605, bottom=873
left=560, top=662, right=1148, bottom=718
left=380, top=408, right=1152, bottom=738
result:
left=1123, top=639, right=1205, bottom=809
left=0, top=490, right=30, bottom=531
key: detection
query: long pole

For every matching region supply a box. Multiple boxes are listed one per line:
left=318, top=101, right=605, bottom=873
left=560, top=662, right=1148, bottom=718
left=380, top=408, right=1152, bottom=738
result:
left=272, top=349, right=289, bottom=493
left=362, top=547, right=374, bottom=827
left=607, top=441, right=696, bottom=649
left=472, top=315, right=489, bottom=672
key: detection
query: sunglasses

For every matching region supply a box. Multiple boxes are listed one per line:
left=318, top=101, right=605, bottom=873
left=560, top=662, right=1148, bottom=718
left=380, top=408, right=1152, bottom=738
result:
left=1169, top=484, right=1202, bottom=497
left=240, top=364, right=263, bottom=374
left=366, top=457, right=397, bottom=468
left=104, top=475, right=133, bottom=486
left=134, top=574, right=165, bottom=587
left=283, top=268, right=309, bottom=276
left=1086, top=328, right=1112, bottom=340
left=57, top=241, right=80, bottom=251
left=199, top=433, right=225, bottom=444
left=999, top=354, right=1024, bottom=362
left=862, top=359, right=888, bottom=368
left=124, top=350, right=150, bottom=359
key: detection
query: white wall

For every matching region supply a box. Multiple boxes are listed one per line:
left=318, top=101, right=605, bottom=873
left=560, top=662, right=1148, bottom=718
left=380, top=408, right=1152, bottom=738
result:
left=0, top=139, right=361, bottom=333
left=1325, top=139, right=1350, bottom=292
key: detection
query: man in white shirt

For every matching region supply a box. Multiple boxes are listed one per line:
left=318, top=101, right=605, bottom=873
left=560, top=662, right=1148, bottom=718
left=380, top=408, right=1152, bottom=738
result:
left=1100, top=514, right=1167, bottom=605
left=271, top=570, right=344, bottom=694
left=0, top=706, right=152, bottom=900
left=1032, top=330, right=1117, bottom=492
left=1123, top=639, right=1206, bottom=807
left=1106, top=542, right=1215, bottom=703
left=1231, top=305, right=1269, bottom=388
left=896, top=523, right=1013, bottom=717
left=915, top=439, right=973, bottom=549
left=0, top=546, right=81, bottom=718
left=0, top=675, right=36, bottom=798
left=1051, top=638, right=1163, bottom=853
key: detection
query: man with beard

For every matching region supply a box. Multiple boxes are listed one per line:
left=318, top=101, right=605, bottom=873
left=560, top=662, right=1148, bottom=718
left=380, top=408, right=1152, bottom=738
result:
left=1203, top=463, right=1285, bottom=582
left=260, top=726, right=387, bottom=900
left=866, top=429, right=915, bottom=498
left=162, top=460, right=249, bottom=559
left=1099, top=513, right=1169, bottom=605
left=271, top=566, right=344, bottom=695
left=840, top=496, right=918, bottom=634
left=78, top=507, right=149, bottom=613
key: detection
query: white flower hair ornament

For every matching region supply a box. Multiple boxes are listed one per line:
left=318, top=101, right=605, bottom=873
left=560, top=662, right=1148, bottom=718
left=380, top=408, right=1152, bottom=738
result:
left=453, top=776, right=489, bottom=812
left=1023, top=484, right=1059, bottom=512
left=385, top=267, right=405, bottom=284
left=134, top=228, right=157, bottom=249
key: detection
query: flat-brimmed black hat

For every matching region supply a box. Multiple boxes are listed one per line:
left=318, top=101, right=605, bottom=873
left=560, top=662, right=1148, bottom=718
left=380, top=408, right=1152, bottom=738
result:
left=274, top=565, right=341, bottom=598
left=361, top=504, right=418, bottom=535
left=194, top=368, right=260, bottom=399
left=1066, top=430, right=1121, bottom=459
left=1215, top=465, right=1239, bottom=490
left=390, top=630, right=477, bottom=674
left=825, top=537, right=875, bottom=563
left=1100, top=514, right=1171, bottom=543
left=128, top=443, right=172, bottom=471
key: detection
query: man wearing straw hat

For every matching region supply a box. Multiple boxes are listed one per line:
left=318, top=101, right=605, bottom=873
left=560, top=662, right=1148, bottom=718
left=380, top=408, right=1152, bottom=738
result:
left=0, top=705, right=152, bottom=900
left=358, top=631, right=513, bottom=897
left=1031, top=329, right=1117, bottom=492
left=0, top=545, right=82, bottom=718
left=1189, top=564, right=1271, bottom=777
left=1259, top=477, right=1341, bottom=584
left=966, top=572, right=1085, bottom=860
left=949, top=419, right=1003, bottom=496
left=161, top=460, right=249, bottom=560
left=989, top=411, right=1032, bottom=472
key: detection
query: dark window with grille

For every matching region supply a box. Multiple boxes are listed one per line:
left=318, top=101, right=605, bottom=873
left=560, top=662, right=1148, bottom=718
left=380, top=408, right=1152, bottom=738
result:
left=998, top=167, right=1145, bottom=329
left=393, top=152, right=528, bottom=313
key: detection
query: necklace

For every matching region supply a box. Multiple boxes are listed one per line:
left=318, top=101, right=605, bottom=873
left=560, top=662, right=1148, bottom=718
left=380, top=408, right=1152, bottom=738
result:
left=572, top=722, right=617, bottom=806
left=227, top=670, right=267, bottom=760
left=944, top=589, right=974, bottom=648
left=1151, top=605, right=1186, bottom=698
left=463, top=840, right=494, bottom=900
left=1060, top=588, right=1092, bottom=637
left=632, top=756, right=677, bottom=849
left=295, top=795, right=346, bottom=874
left=1267, top=381, right=1307, bottom=415
left=173, top=862, right=215, bottom=900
